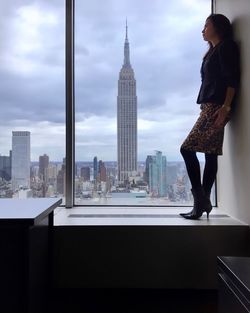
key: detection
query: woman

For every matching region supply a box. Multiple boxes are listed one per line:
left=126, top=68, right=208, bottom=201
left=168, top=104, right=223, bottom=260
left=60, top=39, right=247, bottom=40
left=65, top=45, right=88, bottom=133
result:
left=179, top=13, right=240, bottom=220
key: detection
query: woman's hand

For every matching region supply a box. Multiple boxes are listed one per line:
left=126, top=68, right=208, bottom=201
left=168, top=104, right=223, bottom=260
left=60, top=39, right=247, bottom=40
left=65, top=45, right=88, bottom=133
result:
left=212, top=106, right=230, bottom=128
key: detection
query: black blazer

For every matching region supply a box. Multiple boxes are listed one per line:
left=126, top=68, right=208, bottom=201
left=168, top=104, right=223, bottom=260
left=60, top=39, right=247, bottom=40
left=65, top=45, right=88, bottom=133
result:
left=196, top=38, right=240, bottom=107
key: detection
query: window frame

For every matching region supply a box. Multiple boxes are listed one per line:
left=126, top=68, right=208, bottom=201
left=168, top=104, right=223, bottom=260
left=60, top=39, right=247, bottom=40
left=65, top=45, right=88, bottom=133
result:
left=65, top=0, right=217, bottom=208
left=65, top=0, right=75, bottom=208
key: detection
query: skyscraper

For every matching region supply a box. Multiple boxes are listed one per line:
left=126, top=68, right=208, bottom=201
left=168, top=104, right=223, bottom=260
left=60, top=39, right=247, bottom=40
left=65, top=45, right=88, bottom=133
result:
left=81, top=166, right=90, bottom=181
left=147, top=151, right=167, bottom=197
left=39, top=154, right=49, bottom=183
left=144, top=155, right=154, bottom=185
left=0, top=151, right=11, bottom=181
left=93, top=156, right=98, bottom=181
left=11, top=131, right=31, bottom=191
left=98, top=160, right=107, bottom=182
left=117, top=20, right=137, bottom=183
left=57, top=158, right=65, bottom=195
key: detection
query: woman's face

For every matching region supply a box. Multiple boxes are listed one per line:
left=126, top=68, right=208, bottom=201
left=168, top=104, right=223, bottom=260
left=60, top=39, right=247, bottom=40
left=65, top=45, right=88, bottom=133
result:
left=202, top=18, right=218, bottom=42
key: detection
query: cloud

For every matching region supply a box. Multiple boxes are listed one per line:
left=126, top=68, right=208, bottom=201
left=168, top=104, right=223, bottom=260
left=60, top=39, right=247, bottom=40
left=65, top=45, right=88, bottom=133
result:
left=0, top=0, right=211, bottom=161
left=0, top=119, right=65, bottom=161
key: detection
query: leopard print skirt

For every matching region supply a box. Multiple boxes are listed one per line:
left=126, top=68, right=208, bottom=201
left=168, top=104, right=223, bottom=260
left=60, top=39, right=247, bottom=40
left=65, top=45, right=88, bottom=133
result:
left=180, top=102, right=231, bottom=155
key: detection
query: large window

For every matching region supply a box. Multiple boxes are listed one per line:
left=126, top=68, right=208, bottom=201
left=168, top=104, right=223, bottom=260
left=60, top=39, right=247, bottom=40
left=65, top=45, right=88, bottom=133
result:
left=0, top=1, right=65, bottom=201
left=0, top=0, right=216, bottom=207
left=74, top=0, right=215, bottom=206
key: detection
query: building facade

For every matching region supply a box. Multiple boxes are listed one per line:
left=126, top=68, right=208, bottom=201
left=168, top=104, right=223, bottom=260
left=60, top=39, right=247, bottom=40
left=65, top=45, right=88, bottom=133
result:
left=93, top=156, right=98, bottom=181
left=147, top=151, right=167, bottom=197
left=81, top=166, right=90, bottom=181
left=11, top=131, right=31, bottom=191
left=39, top=154, right=49, bottom=183
left=0, top=151, right=11, bottom=181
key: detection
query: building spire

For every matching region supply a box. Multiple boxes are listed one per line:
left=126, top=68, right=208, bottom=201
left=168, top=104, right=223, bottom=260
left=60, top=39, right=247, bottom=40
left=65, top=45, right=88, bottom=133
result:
left=123, top=18, right=131, bottom=67
left=126, top=18, right=128, bottom=41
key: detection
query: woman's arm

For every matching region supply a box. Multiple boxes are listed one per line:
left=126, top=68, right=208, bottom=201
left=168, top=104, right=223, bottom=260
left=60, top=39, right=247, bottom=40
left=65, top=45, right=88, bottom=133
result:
left=222, top=86, right=236, bottom=111
left=212, top=86, right=235, bottom=128
left=212, top=40, right=240, bottom=128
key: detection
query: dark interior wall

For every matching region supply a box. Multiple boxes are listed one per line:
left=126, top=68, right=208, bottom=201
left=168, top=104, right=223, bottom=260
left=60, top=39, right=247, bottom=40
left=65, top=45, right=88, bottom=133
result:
left=52, top=225, right=250, bottom=289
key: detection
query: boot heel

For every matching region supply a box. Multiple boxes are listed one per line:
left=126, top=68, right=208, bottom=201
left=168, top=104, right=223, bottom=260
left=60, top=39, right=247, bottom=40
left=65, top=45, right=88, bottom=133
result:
left=206, top=211, right=209, bottom=219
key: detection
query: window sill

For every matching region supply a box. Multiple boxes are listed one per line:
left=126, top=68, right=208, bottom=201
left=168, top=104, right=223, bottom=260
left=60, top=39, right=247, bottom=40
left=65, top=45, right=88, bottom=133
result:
left=53, top=206, right=247, bottom=226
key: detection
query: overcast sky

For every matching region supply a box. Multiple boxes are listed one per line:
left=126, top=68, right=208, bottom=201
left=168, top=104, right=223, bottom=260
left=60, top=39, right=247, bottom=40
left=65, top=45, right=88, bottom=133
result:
left=0, top=0, right=211, bottom=162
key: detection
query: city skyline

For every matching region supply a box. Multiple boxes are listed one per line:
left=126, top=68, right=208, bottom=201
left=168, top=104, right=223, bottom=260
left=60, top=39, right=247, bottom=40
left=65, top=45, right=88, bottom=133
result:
left=0, top=129, right=212, bottom=204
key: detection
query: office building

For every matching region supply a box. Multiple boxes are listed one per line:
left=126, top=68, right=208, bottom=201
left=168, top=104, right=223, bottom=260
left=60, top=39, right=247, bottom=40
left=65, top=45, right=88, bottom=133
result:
left=11, top=131, right=31, bottom=191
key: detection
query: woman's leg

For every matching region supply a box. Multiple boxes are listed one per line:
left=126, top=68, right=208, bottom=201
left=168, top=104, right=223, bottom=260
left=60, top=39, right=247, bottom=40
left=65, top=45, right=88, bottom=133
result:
left=179, top=147, right=212, bottom=219
left=180, top=147, right=202, bottom=189
left=202, top=153, right=218, bottom=196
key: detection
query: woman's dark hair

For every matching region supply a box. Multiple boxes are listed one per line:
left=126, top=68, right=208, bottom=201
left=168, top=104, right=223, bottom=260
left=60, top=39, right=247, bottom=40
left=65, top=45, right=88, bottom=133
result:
left=203, top=13, right=233, bottom=60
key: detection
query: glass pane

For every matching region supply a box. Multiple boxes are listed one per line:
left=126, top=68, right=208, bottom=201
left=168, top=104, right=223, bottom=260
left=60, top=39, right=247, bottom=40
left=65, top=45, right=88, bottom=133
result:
left=0, top=1, right=65, bottom=202
left=75, top=0, right=215, bottom=206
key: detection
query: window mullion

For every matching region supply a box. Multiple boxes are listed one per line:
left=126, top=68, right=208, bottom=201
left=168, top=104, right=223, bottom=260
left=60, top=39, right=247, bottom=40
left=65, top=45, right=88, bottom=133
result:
left=65, top=0, right=75, bottom=208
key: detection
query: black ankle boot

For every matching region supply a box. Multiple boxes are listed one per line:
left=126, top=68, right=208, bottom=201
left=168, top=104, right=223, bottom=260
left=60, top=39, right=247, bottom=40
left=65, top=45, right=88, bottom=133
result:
left=203, top=189, right=212, bottom=217
left=179, top=207, right=194, bottom=217
left=179, top=187, right=202, bottom=217
left=180, top=189, right=197, bottom=217
left=181, top=186, right=211, bottom=219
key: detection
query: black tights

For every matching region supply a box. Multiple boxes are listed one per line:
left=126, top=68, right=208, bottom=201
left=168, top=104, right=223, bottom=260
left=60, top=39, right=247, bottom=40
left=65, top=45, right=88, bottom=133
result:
left=180, top=147, right=218, bottom=193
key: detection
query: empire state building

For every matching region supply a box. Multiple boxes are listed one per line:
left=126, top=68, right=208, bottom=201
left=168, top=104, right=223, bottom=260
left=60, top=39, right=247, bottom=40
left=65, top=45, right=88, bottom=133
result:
left=117, top=21, right=137, bottom=183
